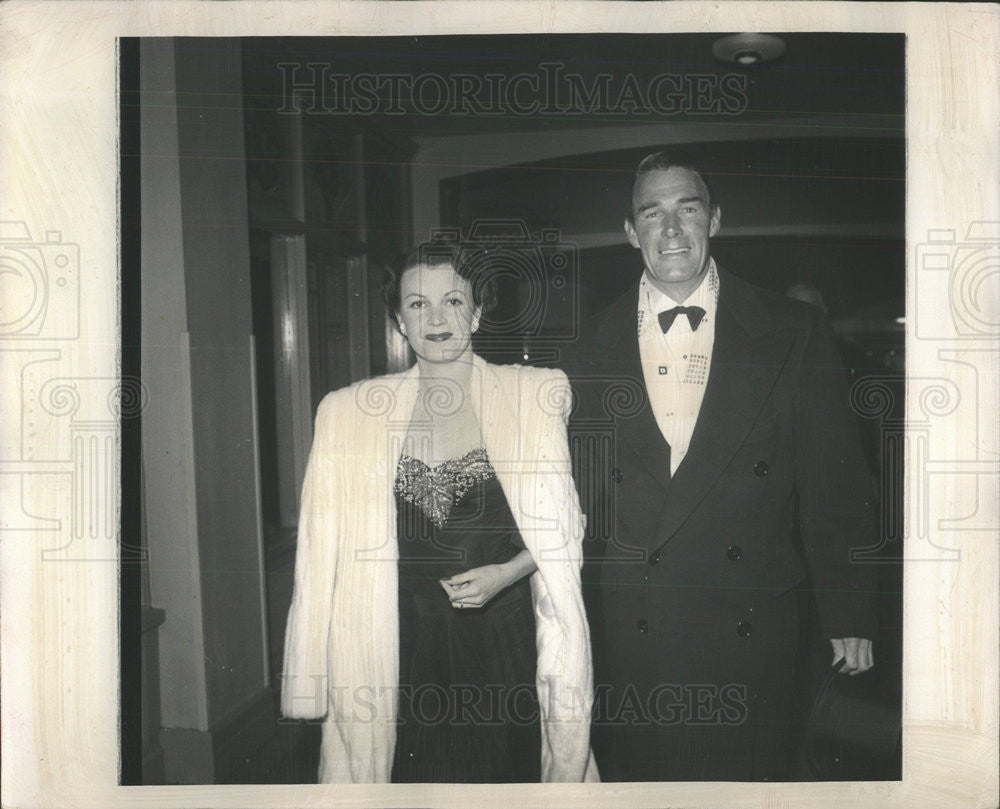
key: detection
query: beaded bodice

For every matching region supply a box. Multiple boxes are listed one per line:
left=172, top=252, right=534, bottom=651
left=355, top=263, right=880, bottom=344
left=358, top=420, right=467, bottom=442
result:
left=394, top=447, right=495, bottom=529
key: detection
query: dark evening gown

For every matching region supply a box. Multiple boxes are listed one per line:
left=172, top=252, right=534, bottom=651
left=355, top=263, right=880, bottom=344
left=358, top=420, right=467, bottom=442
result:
left=391, top=447, right=541, bottom=783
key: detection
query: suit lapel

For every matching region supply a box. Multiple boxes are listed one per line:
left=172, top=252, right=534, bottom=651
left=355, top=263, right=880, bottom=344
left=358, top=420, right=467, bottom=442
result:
left=652, top=269, right=796, bottom=545
left=588, top=285, right=673, bottom=494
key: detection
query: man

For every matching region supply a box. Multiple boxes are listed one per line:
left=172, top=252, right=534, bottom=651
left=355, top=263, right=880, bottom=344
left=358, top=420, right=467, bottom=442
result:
left=561, top=151, right=877, bottom=781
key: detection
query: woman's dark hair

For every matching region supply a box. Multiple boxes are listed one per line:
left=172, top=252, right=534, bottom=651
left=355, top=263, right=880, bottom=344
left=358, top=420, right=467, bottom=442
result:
left=382, top=238, right=499, bottom=318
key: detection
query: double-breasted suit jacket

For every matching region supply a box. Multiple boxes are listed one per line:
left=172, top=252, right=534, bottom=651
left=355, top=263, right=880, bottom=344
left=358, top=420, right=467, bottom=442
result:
left=560, top=266, right=878, bottom=781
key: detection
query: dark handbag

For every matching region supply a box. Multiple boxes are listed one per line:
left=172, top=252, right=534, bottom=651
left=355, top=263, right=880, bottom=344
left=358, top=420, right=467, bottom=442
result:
left=805, top=657, right=902, bottom=780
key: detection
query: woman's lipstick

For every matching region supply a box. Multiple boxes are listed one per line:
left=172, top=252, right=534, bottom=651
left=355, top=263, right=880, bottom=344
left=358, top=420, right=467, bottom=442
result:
left=424, top=332, right=453, bottom=342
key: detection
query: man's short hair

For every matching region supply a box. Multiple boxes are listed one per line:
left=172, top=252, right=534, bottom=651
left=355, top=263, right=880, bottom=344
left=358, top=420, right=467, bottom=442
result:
left=627, top=149, right=717, bottom=222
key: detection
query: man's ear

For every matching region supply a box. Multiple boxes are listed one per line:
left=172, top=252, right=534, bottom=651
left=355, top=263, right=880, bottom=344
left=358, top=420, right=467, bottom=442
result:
left=624, top=217, right=640, bottom=248
left=709, top=205, right=722, bottom=238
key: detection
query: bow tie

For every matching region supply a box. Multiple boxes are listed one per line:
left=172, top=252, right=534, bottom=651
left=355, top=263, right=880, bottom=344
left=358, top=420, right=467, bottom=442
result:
left=658, top=305, right=706, bottom=333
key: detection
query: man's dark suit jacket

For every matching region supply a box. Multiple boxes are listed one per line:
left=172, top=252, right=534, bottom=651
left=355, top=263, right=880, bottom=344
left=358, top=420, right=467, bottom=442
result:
left=560, top=266, right=879, bottom=781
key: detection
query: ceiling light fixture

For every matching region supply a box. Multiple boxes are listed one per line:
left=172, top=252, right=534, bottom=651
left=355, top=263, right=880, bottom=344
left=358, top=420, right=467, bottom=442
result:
left=712, top=33, right=786, bottom=66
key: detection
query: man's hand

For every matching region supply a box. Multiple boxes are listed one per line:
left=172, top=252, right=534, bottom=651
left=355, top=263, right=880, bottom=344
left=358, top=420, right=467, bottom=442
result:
left=830, top=637, right=874, bottom=675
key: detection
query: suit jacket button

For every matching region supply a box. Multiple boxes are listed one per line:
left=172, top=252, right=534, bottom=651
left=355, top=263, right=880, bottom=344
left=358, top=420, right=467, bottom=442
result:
left=637, top=619, right=649, bottom=634
left=753, top=461, right=769, bottom=477
left=736, top=621, right=753, bottom=637
left=649, top=549, right=661, bottom=566
left=726, top=544, right=743, bottom=561
left=611, top=468, right=623, bottom=483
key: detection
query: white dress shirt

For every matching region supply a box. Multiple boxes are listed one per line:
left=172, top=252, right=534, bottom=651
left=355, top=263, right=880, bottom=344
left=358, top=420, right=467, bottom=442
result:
left=637, top=259, right=719, bottom=476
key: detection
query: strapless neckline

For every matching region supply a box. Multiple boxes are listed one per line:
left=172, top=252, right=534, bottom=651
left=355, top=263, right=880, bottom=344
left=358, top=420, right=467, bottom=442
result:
left=394, top=447, right=494, bottom=528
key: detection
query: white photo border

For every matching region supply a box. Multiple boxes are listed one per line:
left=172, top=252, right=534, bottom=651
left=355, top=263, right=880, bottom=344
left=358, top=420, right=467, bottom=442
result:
left=1, top=2, right=997, bottom=808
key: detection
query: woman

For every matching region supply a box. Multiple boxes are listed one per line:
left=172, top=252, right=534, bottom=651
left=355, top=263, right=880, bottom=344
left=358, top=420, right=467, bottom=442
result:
left=281, top=241, right=598, bottom=783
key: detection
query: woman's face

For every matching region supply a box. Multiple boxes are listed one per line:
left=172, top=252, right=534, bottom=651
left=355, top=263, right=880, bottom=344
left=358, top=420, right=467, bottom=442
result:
left=396, top=263, right=481, bottom=364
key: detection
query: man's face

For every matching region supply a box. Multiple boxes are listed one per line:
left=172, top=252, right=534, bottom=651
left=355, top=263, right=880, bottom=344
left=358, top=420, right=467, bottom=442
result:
left=624, top=166, right=721, bottom=302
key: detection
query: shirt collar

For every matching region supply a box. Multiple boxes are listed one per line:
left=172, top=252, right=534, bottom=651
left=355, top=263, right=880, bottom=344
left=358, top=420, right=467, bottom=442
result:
left=638, top=259, right=719, bottom=336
